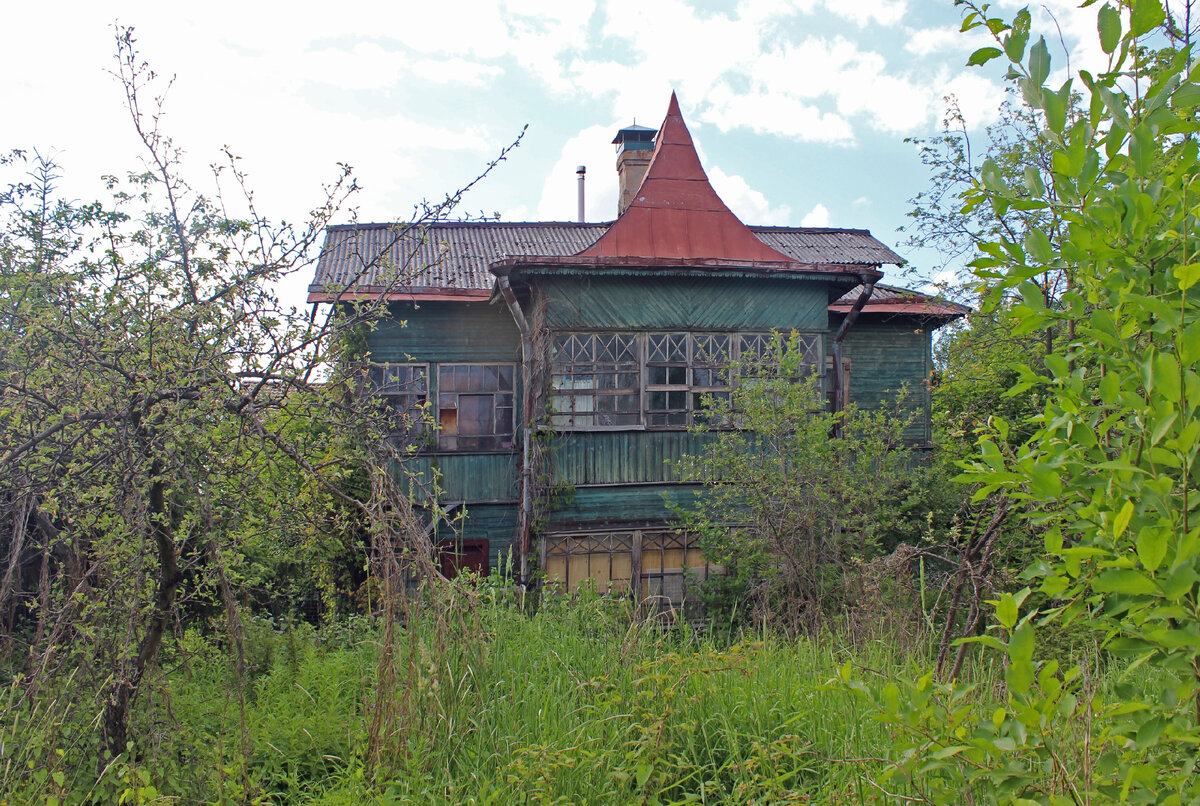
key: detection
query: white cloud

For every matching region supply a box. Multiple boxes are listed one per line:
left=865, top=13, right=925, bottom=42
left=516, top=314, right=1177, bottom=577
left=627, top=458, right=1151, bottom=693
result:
left=709, top=166, right=792, bottom=225
left=411, top=58, right=503, bottom=87
left=535, top=124, right=621, bottom=222
left=905, top=25, right=992, bottom=57
left=704, top=84, right=856, bottom=144
left=736, top=0, right=820, bottom=25
left=940, top=71, right=1008, bottom=129
left=830, top=0, right=907, bottom=27
left=296, top=42, right=410, bottom=91
left=500, top=203, right=531, bottom=221
left=801, top=203, right=830, bottom=227
left=560, top=2, right=1009, bottom=145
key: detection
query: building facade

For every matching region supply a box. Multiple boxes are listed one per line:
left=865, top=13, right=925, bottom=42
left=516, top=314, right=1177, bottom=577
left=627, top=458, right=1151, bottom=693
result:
left=309, top=94, right=965, bottom=607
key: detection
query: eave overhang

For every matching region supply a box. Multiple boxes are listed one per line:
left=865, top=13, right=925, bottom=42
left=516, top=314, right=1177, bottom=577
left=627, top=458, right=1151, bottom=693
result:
left=307, top=286, right=492, bottom=304
left=828, top=299, right=969, bottom=327
left=490, top=254, right=882, bottom=283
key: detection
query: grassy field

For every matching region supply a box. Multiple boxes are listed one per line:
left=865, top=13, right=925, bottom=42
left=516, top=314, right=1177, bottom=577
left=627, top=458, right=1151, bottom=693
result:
left=4, top=582, right=1127, bottom=805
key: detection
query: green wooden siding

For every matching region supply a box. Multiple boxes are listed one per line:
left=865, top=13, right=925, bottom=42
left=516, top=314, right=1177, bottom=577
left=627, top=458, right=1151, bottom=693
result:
left=838, top=318, right=933, bottom=443
left=427, top=503, right=519, bottom=573
left=546, top=484, right=705, bottom=529
left=548, top=431, right=720, bottom=487
left=370, top=286, right=939, bottom=552
left=538, top=276, right=834, bottom=332
left=401, top=454, right=518, bottom=503
left=371, top=300, right=523, bottom=509
left=368, top=300, right=520, bottom=363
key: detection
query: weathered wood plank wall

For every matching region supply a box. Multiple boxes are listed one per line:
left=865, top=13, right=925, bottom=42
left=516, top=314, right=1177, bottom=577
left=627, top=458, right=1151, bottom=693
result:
left=538, top=276, right=835, bottom=331
left=369, top=301, right=523, bottom=563
left=422, top=503, right=520, bottom=573
left=370, top=300, right=521, bottom=363
left=837, top=318, right=933, bottom=444
left=366, top=288, right=939, bottom=563
left=546, top=484, right=706, bottom=530
left=548, top=431, right=720, bottom=486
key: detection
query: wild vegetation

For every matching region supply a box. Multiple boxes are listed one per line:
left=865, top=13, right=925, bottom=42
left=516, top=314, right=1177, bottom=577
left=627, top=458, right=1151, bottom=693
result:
left=673, top=337, right=931, bottom=636
left=3, top=0, right=1199, bottom=803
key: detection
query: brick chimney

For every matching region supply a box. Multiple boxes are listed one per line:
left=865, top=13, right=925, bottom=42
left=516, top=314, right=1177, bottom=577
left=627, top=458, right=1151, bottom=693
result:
left=612, top=122, right=657, bottom=216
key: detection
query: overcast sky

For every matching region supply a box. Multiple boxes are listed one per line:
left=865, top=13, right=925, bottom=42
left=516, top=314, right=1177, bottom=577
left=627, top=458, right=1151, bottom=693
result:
left=3, top=0, right=1103, bottom=308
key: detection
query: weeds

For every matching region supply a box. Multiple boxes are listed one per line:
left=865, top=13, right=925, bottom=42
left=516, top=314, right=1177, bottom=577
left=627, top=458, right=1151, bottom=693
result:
left=0, top=583, right=1158, bottom=805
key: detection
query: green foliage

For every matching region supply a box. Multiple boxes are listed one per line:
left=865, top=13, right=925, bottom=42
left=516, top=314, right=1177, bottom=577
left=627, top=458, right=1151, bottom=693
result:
left=843, top=0, right=1200, bottom=800
left=673, top=334, right=927, bottom=633
left=0, top=590, right=955, bottom=804
left=1, top=23, right=513, bottom=785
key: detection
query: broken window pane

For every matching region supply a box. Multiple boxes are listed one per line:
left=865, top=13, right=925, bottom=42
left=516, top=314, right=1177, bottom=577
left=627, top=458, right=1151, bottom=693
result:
left=436, top=364, right=517, bottom=451
left=366, top=363, right=429, bottom=443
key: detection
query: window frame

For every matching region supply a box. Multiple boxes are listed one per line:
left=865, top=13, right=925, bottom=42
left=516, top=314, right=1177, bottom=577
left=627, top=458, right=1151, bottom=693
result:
left=366, top=362, right=430, bottom=444
left=435, top=362, right=517, bottom=452
left=547, top=330, right=824, bottom=432
left=549, top=332, right=642, bottom=429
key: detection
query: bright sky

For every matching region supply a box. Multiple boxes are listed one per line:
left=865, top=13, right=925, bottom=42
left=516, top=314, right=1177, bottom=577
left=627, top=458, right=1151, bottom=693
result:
left=3, top=0, right=1103, bottom=308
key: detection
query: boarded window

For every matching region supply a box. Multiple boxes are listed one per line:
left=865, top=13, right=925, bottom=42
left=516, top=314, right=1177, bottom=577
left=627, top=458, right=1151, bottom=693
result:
left=438, top=539, right=489, bottom=578
left=437, top=364, right=515, bottom=451
left=543, top=531, right=637, bottom=595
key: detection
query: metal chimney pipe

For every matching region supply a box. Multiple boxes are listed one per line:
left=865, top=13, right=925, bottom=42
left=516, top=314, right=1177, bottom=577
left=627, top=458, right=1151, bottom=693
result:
left=576, top=165, right=586, bottom=223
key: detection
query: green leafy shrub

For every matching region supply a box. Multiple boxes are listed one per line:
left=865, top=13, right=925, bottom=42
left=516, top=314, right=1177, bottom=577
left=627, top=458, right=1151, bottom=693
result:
left=674, top=333, right=927, bottom=634
left=842, top=1, right=1200, bottom=801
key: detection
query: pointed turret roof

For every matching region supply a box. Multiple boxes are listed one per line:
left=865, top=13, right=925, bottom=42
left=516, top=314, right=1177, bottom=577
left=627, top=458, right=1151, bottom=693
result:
left=575, top=92, right=800, bottom=265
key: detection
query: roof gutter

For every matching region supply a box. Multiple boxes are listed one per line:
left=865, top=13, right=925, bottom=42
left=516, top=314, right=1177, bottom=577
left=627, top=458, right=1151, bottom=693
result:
left=496, top=276, right=534, bottom=586
left=830, top=273, right=877, bottom=434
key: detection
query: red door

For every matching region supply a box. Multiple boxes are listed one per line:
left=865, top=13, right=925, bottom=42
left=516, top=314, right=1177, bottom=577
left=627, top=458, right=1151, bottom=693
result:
left=439, top=539, right=489, bottom=579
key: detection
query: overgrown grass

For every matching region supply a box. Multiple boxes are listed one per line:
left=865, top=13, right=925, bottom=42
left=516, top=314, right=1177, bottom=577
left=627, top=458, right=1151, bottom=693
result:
left=1, top=582, right=1159, bottom=805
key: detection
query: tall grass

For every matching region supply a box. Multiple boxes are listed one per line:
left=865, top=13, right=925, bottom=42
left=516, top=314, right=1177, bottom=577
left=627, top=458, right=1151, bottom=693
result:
left=1, top=581, right=1158, bottom=805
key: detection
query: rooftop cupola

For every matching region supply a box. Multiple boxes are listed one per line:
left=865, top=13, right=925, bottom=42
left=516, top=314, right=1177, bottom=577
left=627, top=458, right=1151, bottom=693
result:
left=613, top=122, right=657, bottom=215
left=579, top=91, right=800, bottom=265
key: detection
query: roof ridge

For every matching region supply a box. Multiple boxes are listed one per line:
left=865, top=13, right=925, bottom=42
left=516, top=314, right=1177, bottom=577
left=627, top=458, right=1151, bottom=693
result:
left=327, top=220, right=613, bottom=231
left=749, top=225, right=871, bottom=235
left=328, top=221, right=879, bottom=237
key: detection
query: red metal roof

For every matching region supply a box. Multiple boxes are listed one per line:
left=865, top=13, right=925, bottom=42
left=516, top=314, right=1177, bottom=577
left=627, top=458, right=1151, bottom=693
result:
left=830, top=284, right=970, bottom=320
left=576, top=92, right=801, bottom=266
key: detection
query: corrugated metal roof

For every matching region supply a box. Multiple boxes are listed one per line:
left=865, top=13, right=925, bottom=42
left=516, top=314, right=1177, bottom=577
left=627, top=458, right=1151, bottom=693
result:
left=832, top=284, right=970, bottom=319
left=754, top=229, right=904, bottom=266
left=308, top=221, right=902, bottom=300
left=309, top=221, right=606, bottom=296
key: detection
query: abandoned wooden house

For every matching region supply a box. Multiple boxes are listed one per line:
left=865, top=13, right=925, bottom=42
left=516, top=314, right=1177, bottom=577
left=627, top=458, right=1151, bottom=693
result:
left=308, top=92, right=966, bottom=608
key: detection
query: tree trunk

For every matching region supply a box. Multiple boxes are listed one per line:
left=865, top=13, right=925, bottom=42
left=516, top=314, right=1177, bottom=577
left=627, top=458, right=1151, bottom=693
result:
left=101, top=476, right=181, bottom=760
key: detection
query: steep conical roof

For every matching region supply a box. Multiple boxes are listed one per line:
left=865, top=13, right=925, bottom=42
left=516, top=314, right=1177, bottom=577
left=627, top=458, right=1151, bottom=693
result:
left=576, top=92, right=800, bottom=265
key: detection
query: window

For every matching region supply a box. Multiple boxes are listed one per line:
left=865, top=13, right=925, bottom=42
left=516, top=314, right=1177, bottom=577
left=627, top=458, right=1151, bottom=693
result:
left=550, top=333, right=640, bottom=427
left=548, top=330, right=823, bottom=430
left=437, top=364, right=515, bottom=451
left=646, top=333, right=690, bottom=426
left=367, top=363, right=428, bottom=440
left=645, top=333, right=735, bottom=426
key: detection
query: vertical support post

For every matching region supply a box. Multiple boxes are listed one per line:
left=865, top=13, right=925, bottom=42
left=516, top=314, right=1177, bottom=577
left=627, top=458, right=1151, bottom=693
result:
left=519, top=334, right=533, bottom=583
left=495, top=275, right=535, bottom=585
left=539, top=530, right=549, bottom=586
left=831, top=275, right=877, bottom=437
left=631, top=529, right=643, bottom=604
